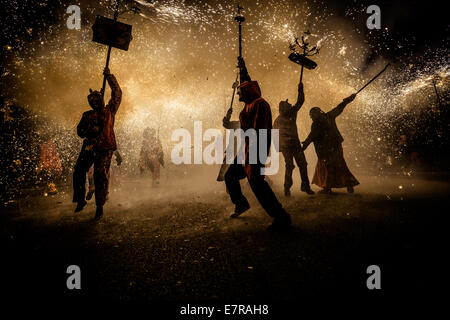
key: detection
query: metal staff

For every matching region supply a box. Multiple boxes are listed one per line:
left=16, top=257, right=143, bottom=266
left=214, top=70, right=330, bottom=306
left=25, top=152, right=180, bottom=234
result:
left=356, top=63, right=391, bottom=94
left=235, top=4, right=245, bottom=60
left=299, top=40, right=306, bottom=84
left=101, top=0, right=121, bottom=99
left=225, top=4, right=245, bottom=121
left=226, top=74, right=239, bottom=120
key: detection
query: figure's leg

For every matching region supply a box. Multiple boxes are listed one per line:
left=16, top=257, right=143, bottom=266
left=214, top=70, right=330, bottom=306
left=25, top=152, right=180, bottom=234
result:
left=148, top=158, right=157, bottom=187
left=153, top=159, right=160, bottom=185
left=107, top=166, right=112, bottom=195
left=293, top=145, right=314, bottom=194
left=224, top=163, right=250, bottom=217
left=282, top=150, right=294, bottom=196
left=93, top=150, right=113, bottom=220
left=73, top=147, right=94, bottom=212
left=247, top=168, right=291, bottom=231
left=86, top=165, right=95, bottom=200
left=139, top=155, right=145, bottom=175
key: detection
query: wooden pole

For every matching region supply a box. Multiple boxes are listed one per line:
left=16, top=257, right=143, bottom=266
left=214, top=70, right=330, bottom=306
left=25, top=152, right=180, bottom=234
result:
left=432, top=79, right=442, bottom=108
left=299, top=45, right=306, bottom=84
left=101, top=0, right=120, bottom=99
left=238, top=15, right=242, bottom=57
left=356, top=63, right=390, bottom=95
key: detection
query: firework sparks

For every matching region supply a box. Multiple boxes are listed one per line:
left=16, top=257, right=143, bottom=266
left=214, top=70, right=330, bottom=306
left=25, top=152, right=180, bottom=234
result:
left=0, top=0, right=448, bottom=193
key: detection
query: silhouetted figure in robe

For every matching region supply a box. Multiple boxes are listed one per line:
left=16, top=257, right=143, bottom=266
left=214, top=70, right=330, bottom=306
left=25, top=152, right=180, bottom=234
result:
left=302, top=94, right=359, bottom=193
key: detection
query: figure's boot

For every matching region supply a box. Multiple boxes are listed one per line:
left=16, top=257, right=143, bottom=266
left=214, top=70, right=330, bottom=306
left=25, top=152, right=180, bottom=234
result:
left=86, top=189, right=94, bottom=200
left=318, top=188, right=332, bottom=194
left=230, top=199, right=250, bottom=218
left=94, top=206, right=103, bottom=220
left=267, top=211, right=292, bottom=232
left=301, top=183, right=315, bottom=195
left=74, top=200, right=87, bottom=213
left=284, top=187, right=291, bottom=197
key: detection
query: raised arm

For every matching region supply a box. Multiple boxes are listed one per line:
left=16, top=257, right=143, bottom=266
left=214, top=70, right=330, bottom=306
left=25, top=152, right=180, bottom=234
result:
left=237, top=56, right=251, bottom=83
left=104, top=68, right=122, bottom=114
left=327, top=93, right=356, bottom=118
left=291, top=82, right=305, bottom=116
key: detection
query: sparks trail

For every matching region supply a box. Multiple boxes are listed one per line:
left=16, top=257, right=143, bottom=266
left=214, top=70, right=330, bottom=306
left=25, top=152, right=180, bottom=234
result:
left=0, top=0, right=449, bottom=205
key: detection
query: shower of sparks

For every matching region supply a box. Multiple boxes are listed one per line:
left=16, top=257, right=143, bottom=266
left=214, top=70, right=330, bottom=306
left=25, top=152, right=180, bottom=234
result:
left=0, top=0, right=449, bottom=198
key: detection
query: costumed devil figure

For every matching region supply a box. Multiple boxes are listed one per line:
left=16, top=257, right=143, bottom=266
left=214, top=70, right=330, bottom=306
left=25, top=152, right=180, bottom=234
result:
left=72, top=67, right=122, bottom=220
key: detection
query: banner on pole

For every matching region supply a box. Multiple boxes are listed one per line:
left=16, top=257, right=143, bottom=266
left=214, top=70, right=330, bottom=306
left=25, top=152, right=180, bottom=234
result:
left=92, top=15, right=132, bottom=51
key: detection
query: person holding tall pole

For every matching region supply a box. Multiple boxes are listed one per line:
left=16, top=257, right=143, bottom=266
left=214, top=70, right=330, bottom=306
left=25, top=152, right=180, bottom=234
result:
left=272, top=34, right=319, bottom=197
left=273, top=81, right=314, bottom=196
left=223, top=5, right=292, bottom=231
left=100, top=0, right=120, bottom=99
left=72, top=0, right=130, bottom=220
left=217, top=5, right=243, bottom=182
left=302, top=63, right=390, bottom=194
left=72, top=67, right=122, bottom=220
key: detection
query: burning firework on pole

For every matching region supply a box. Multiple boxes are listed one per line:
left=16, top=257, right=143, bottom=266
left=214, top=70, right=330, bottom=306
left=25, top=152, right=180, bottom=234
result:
left=225, top=4, right=245, bottom=122
left=91, top=0, right=133, bottom=98
left=288, top=31, right=320, bottom=84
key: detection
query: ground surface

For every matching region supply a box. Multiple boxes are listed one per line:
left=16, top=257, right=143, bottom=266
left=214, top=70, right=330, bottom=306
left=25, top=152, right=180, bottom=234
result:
left=0, top=172, right=447, bottom=311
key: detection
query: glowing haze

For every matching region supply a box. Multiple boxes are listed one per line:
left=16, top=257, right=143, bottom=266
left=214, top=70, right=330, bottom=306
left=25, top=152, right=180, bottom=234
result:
left=2, top=0, right=448, bottom=174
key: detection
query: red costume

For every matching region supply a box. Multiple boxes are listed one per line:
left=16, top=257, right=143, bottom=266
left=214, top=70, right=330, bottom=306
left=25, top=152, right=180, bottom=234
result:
left=86, top=150, right=122, bottom=200
left=73, top=73, right=122, bottom=211
left=238, top=80, right=272, bottom=179
left=224, top=58, right=291, bottom=230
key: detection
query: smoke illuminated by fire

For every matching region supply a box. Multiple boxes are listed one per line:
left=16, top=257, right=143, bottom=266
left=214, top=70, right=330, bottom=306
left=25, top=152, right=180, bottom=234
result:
left=1, top=0, right=448, bottom=179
